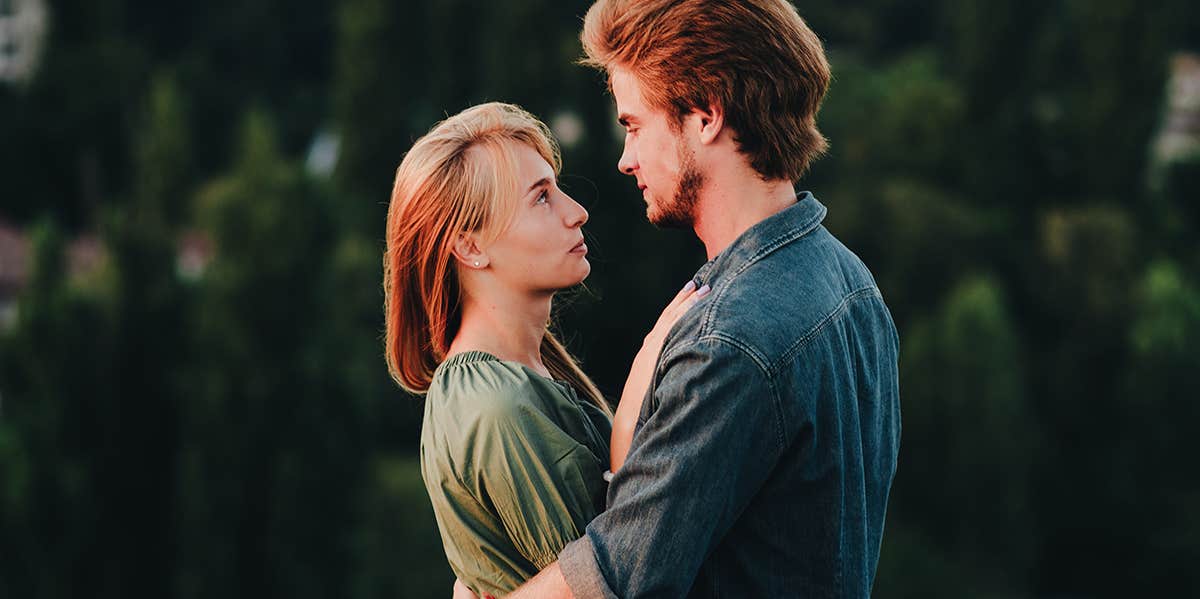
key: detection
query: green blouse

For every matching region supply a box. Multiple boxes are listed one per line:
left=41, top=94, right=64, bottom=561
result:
left=419, top=351, right=612, bottom=596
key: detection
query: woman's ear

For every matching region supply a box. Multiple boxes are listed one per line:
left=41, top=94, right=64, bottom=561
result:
left=452, top=233, right=489, bottom=270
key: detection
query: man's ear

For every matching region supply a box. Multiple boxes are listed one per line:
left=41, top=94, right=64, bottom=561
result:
left=694, top=101, right=725, bottom=145
left=451, top=233, right=489, bottom=270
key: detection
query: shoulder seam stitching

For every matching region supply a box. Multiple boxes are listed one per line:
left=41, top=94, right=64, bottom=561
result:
left=772, top=286, right=880, bottom=375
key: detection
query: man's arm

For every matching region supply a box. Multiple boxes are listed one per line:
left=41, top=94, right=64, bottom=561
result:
left=517, top=338, right=784, bottom=598
left=507, top=562, right=572, bottom=599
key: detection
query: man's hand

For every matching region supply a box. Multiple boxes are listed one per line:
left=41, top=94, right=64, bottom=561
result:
left=453, top=578, right=497, bottom=599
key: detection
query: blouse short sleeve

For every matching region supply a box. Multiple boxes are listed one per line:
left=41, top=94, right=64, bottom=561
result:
left=420, top=353, right=610, bottom=596
left=468, top=377, right=608, bottom=569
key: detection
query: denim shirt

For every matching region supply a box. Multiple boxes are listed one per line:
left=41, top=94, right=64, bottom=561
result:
left=559, top=192, right=901, bottom=598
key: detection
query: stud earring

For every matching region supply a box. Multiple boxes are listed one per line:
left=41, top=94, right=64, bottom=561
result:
left=474, top=261, right=480, bottom=267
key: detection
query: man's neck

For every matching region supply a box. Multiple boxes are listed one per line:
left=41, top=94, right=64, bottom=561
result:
left=448, top=288, right=552, bottom=376
left=692, top=171, right=798, bottom=260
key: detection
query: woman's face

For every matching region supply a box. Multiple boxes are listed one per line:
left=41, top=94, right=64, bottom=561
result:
left=482, top=142, right=591, bottom=295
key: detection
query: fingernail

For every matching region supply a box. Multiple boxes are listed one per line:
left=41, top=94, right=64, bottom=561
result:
left=682, top=280, right=696, bottom=292
left=697, top=284, right=711, bottom=297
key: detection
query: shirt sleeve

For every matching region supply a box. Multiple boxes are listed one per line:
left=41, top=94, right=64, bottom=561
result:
left=468, top=379, right=607, bottom=571
left=559, top=336, right=785, bottom=598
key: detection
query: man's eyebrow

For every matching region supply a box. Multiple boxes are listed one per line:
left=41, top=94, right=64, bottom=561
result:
left=526, top=176, right=552, bottom=194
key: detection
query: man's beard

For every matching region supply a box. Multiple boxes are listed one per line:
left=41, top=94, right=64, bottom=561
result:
left=647, top=139, right=703, bottom=229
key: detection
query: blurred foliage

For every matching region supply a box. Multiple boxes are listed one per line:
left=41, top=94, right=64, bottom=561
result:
left=2, top=0, right=1199, bottom=597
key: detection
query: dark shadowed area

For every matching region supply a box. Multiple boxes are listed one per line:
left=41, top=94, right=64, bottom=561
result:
left=2, top=1, right=1199, bottom=597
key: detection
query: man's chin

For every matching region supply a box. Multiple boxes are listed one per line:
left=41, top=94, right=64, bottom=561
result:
left=647, top=205, right=693, bottom=229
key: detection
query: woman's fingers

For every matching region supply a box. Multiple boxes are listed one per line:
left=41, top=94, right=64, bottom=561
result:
left=657, top=282, right=709, bottom=330
left=659, top=279, right=697, bottom=319
left=665, top=279, right=703, bottom=315
left=675, top=278, right=698, bottom=302
left=646, top=279, right=712, bottom=348
left=670, top=284, right=708, bottom=319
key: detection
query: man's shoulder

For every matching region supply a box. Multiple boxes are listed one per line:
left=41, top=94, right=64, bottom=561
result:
left=694, top=227, right=884, bottom=370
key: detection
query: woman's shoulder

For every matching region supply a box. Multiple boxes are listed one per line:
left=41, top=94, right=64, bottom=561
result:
left=429, top=351, right=551, bottom=418
left=425, top=351, right=586, bottom=476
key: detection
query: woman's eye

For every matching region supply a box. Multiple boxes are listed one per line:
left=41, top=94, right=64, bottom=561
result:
left=535, top=190, right=549, bottom=205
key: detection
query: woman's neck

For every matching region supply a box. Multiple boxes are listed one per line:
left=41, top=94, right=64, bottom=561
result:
left=448, top=289, right=553, bottom=377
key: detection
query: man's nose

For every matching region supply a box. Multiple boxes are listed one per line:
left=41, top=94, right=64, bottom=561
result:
left=618, top=141, right=636, bottom=175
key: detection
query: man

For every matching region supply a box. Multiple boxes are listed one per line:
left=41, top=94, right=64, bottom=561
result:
left=512, top=1, right=901, bottom=596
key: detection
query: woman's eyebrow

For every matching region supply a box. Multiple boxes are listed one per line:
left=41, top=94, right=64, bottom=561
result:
left=525, top=177, right=552, bottom=195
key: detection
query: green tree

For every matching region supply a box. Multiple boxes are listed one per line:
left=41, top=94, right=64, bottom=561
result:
left=176, top=110, right=369, bottom=599
left=1115, top=260, right=1200, bottom=593
left=350, top=457, right=454, bottom=599
left=0, top=222, right=105, bottom=599
left=331, top=0, right=427, bottom=233
left=133, top=72, right=193, bottom=229
left=883, top=276, right=1035, bottom=597
left=1030, top=205, right=1144, bottom=593
left=0, top=61, right=195, bottom=599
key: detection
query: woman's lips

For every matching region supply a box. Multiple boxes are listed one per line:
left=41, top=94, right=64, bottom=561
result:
left=570, top=240, right=588, bottom=254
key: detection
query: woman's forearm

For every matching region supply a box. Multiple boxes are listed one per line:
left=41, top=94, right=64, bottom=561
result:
left=610, top=342, right=657, bottom=471
left=609, top=279, right=706, bottom=472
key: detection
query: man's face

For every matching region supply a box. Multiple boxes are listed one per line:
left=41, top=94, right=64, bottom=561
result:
left=611, top=68, right=703, bottom=228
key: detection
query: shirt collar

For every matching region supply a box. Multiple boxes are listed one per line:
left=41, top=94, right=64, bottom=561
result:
left=690, top=191, right=827, bottom=288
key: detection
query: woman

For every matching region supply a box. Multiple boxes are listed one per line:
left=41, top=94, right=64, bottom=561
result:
left=382, top=102, right=704, bottom=597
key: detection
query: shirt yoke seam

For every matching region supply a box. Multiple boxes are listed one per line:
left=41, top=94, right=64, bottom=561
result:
left=659, top=335, right=787, bottom=455
left=771, top=286, right=881, bottom=376
left=706, top=332, right=787, bottom=453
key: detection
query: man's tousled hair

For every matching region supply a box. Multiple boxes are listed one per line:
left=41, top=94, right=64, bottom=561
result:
left=581, top=0, right=831, bottom=182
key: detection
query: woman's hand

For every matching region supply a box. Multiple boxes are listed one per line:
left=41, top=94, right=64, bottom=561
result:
left=609, top=279, right=709, bottom=471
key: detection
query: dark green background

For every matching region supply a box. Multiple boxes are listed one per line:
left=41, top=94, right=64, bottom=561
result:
left=2, top=0, right=1199, bottom=597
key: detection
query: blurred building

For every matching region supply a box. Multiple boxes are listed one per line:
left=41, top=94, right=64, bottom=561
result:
left=0, top=219, right=213, bottom=330
left=0, top=0, right=48, bottom=84
left=0, top=220, right=104, bottom=332
left=1155, top=52, right=1200, bottom=162
left=305, top=130, right=341, bottom=178
left=0, top=220, right=28, bottom=330
left=176, top=230, right=213, bottom=282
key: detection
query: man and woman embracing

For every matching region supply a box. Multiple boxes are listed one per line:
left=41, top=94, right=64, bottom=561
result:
left=382, top=2, right=901, bottom=597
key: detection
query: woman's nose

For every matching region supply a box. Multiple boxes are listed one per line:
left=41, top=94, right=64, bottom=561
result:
left=562, top=193, right=588, bottom=228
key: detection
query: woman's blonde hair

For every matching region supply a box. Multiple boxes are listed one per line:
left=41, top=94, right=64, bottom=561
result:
left=383, top=102, right=609, bottom=413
